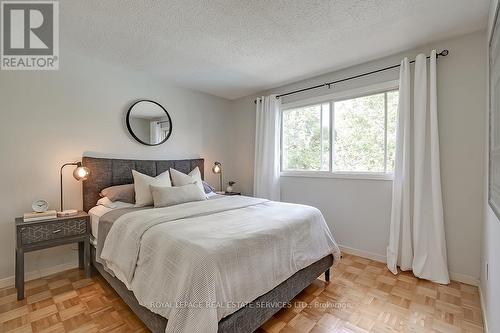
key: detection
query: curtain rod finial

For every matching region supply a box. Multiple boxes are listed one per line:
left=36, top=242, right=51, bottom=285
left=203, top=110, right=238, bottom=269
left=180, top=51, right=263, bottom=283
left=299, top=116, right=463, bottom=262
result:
left=440, top=49, right=449, bottom=57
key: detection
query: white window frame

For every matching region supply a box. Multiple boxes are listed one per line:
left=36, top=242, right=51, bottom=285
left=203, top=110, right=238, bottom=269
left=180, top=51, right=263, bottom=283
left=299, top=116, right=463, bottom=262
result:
left=280, top=80, right=399, bottom=181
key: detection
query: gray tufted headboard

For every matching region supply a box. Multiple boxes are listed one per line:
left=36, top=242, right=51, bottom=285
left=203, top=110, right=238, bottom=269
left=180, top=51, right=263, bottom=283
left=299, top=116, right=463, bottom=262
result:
left=82, top=156, right=204, bottom=212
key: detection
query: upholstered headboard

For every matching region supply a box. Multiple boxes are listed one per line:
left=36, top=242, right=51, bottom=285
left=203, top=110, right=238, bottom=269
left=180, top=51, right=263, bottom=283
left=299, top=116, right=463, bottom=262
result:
left=82, top=156, right=204, bottom=212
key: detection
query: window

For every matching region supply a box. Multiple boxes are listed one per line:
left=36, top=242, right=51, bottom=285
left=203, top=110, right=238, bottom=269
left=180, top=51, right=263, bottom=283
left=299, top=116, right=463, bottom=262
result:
left=282, top=103, right=330, bottom=171
left=281, top=83, right=399, bottom=178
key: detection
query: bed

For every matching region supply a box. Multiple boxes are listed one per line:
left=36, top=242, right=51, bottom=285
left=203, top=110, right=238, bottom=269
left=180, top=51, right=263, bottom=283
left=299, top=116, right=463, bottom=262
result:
left=82, top=156, right=339, bottom=333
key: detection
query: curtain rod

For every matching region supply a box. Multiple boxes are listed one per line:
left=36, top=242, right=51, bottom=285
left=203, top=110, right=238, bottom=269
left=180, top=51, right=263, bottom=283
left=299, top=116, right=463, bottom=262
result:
left=254, top=49, right=449, bottom=103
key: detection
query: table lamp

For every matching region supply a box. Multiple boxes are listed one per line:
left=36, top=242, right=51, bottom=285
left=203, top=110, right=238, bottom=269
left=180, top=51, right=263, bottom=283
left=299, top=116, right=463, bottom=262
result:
left=60, top=162, right=90, bottom=216
left=212, top=161, right=223, bottom=192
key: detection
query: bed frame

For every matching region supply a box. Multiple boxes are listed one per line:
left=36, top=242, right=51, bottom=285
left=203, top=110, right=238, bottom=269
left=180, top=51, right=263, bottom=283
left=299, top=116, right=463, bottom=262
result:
left=82, top=156, right=334, bottom=333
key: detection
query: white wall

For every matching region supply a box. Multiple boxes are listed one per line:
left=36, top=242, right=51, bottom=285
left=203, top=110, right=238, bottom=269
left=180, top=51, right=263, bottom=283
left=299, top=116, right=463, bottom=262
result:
left=128, top=117, right=151, bottom=143
left=0, top=48, right=233, bottom=282
left=480, top=1, right=500, bottom=331
left=231, top=30, right=487, bottom=282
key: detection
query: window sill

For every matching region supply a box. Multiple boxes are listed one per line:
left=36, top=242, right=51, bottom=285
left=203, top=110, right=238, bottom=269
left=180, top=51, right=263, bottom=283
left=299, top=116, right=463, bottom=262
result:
left=280, top=171, right=394, bottom=181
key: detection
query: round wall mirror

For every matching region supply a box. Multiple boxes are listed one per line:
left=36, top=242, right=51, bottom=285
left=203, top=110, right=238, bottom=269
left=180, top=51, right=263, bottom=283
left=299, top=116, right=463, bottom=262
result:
left=126, top=100, right=172, bottom=146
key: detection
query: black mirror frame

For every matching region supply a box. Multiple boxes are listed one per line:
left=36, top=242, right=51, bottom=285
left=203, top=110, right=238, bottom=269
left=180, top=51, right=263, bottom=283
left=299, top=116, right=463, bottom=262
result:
left=126, top=99, right=173, bottom=146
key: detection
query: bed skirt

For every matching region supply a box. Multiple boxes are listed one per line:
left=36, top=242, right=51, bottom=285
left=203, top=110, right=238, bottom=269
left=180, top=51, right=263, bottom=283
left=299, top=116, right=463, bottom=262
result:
left=91, top=246, right=333, bottom=333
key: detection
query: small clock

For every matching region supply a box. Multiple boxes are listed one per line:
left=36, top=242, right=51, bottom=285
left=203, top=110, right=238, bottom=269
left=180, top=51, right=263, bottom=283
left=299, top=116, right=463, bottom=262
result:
left=32, top=200, right=49, bottom=213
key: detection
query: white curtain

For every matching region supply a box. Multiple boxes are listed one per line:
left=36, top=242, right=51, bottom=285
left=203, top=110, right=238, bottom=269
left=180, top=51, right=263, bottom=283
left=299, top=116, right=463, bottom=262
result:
left=254, top=95, right=281, bottom=201
left=150, top=121, right=167, bottom=143
left=158, top=121, right=168, bottom=141
left=387, top=50, right=450, bottom=284
left=387, top=57, right=413, bottom=273
left=150, top=121, right=160, bottom=143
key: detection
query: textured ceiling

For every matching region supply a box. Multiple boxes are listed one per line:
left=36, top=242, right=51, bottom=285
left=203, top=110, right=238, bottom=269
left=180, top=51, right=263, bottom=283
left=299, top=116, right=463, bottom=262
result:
left=61, top=0, right=489, bottom=100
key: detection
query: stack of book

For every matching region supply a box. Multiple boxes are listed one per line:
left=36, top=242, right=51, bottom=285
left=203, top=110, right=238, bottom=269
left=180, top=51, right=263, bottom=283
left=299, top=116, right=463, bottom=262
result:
left=23, top=210, right=57, bottom=222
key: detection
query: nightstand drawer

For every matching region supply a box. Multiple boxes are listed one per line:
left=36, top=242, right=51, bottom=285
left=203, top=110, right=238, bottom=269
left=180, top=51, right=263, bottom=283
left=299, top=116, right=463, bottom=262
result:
left=20, top=218, right=87, bottom=244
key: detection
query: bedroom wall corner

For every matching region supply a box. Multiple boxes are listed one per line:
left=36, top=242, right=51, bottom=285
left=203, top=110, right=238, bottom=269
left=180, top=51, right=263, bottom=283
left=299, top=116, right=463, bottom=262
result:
left=230, top=30, right=487, bottom=283
left=480, top=1, right=500, bottom=331
left=0, top=48, right=234, bottom=283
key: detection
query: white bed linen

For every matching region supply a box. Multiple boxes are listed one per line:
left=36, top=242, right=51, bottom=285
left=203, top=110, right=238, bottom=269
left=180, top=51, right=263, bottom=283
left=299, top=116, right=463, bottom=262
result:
left=89, top=196, right=218, bottom=244
left=100, top=196, right=340, bottom=333
left=88, top=202, right=134, bottom=244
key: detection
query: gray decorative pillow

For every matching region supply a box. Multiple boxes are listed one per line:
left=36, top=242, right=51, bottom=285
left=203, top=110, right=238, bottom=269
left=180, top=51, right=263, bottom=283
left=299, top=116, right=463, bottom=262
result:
left=202, top=181, right=215, bottom=194
left=100, top=184, right=135, bottom=203
left=150, top=183, right=206, bottom=208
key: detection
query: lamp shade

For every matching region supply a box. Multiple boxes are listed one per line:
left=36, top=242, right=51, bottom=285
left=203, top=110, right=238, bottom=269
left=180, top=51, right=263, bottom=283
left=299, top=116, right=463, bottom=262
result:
left=73, top=166, right=90, bottom=181
left=212, top=162, right=222, bottom=174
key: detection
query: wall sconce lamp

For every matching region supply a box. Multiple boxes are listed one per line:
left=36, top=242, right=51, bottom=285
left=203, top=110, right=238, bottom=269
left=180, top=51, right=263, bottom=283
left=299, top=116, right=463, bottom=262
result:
left=60, top=162, right=90, bottom=215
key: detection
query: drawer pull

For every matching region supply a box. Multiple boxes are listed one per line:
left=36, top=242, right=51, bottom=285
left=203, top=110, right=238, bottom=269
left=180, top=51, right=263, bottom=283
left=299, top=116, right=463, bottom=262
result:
left=52, top=229, right=62, bottom=234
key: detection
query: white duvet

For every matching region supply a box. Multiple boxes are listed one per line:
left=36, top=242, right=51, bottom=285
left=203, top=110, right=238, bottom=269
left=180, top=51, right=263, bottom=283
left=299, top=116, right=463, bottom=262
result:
left=100, top=196, right=340, bottom=333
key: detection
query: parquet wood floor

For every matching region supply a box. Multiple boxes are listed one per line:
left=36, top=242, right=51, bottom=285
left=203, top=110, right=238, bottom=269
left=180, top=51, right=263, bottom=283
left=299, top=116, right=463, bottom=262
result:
left=0, top=254, right=484, bottom=333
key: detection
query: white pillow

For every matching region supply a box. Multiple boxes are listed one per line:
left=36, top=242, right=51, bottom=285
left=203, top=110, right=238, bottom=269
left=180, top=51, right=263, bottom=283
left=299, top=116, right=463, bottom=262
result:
left=150, top=183, right=206, bottom=208
left=97, top=197, right=135, bottom=209
left=132, top=170, right=172, bottom=207
left=169, top=167, right=205, bottom=197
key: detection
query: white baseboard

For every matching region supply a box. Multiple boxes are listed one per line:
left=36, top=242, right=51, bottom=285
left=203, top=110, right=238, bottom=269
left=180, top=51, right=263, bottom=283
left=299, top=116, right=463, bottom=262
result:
left=479, top=284, right=489, bottom=333
left=339, top=245, right=386, bottom=263
left=338, top=244, right=480, bottom=286
left=449, top=272, right=480, bottom=286
left=0, top=261, right=78, bottom=289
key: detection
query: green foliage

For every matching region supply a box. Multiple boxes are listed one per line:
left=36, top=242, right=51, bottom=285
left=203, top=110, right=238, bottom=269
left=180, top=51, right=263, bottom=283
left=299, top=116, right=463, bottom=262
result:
left=282, top=91, right=398, bottom=173
left=282, top=104, right=325, bottom=170
left=334, top=93, right=385, bottom=172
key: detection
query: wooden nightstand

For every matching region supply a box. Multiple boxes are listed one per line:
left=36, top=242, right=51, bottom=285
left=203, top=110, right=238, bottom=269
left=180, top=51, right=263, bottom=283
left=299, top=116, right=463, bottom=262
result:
left=224, top=191, right=241, bottom=196
left=15, top=211, right=90, bottom=300
left=216, top=191, right=242, bottom=196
